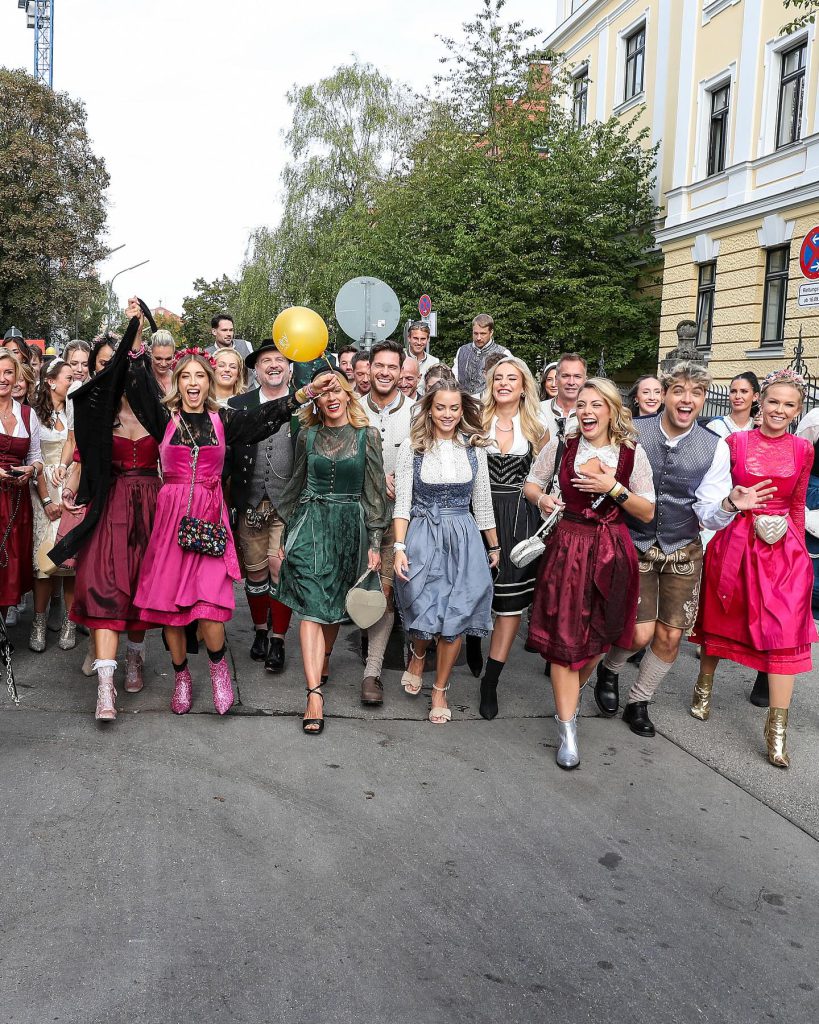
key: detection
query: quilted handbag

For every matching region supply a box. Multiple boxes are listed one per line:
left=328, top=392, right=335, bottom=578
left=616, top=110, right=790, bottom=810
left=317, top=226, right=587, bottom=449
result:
left=176, top=417, right=228, bottom=558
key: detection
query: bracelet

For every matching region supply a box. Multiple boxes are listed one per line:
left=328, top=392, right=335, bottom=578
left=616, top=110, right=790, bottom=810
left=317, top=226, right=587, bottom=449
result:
left=725, top=495, right=741, bottom=514
left=608, top=482, right=624, bottom=499
left=488, top=545, right=501, bottom=552
left=127, top=343, right=147, bottom=360
left=393, top=541, right=407, bottom=552
left=42, top=497, right=53, bottom=507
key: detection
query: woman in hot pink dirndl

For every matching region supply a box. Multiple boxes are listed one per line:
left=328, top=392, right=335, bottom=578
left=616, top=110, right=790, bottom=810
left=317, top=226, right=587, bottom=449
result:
left=689, top=370, right=818, bottom=768
left=123, top=306, right=335, bottom=716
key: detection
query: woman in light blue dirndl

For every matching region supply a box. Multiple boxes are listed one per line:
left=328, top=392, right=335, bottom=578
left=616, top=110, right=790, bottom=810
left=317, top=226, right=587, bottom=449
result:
left=393, top=382, right=499, bottom=724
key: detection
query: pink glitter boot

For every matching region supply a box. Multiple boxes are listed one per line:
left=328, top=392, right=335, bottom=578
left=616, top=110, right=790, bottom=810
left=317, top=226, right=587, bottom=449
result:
left=123, top=643, right=145, bottom=693
left=94, top=660, right=118, bottom=721
left=209, top=657, right=235, bottom=715
left=170, top=665, right=193, bottom=715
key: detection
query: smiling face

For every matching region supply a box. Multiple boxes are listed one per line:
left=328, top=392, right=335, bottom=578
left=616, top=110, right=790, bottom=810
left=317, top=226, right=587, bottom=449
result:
left=29, top=349, right=42, bottom=374
left=3, top=340, right=25, bottom=363
left=214, top=351, right=242, bottom=391
left=353, top=360, right=371, bottom=394
left=67, top=349, right=89, bottom=382
left=662, top=378, right=707, bottom=434
left=542, top=368, right=557, bottom=398
left=314, top=372, right=347, bottom=425
left=177, top=360, right=211, bottom=412
left=556, top=359, right=586, bottom=408
left=430, top=388, right=462, bottom=438
left=255, top=350, right=290, bottom=393
left=338, top=352, right=355, bottom=381
left=576, top=386, right=612, bottom=445
left=635, top=377, right=662, bottom=416
left=0, top=355, right=18, bottom=399
left=370, top=350, right=401, bottom=399
left=399, top=359, right=420, bottom=397
left=492, top=362, right=524, bottom=407
left=729, top=378, right=758, bottom=417
left=151, top=344, right=175, bottom=378
left=760, top=383, right=802, bottom=436
left=51, top=364, right=74, bottom=400
left=408, top=329, right=430, bottom=359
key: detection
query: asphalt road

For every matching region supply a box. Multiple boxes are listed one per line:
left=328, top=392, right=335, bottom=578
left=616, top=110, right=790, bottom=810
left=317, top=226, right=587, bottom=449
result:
left=1, top=597, right=818, bottom=1024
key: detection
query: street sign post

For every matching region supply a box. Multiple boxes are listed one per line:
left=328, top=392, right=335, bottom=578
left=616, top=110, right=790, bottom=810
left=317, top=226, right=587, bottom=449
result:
left=418, top=294, right=432, bottom=318
left=799, top=226, right=819, bottom=280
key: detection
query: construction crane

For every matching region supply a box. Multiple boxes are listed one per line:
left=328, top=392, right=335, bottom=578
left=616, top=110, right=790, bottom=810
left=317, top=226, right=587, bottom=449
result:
left=16, top=1, right=54, bottom=88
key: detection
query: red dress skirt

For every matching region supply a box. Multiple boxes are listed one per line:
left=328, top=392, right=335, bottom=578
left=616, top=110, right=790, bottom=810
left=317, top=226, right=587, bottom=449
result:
left=71, top=435, right=161, bottom=632
left=0, top=419, right=34, bottom=608
left=527, top=438, right=638, bottom=670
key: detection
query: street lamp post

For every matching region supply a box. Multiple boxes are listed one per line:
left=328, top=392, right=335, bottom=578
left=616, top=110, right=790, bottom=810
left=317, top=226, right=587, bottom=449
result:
left=107, top=260, right=150, bottom=330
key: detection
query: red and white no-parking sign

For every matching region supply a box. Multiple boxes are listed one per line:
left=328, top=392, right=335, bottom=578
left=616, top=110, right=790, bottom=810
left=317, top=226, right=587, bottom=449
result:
left=799, top=226, right=819, bottom=280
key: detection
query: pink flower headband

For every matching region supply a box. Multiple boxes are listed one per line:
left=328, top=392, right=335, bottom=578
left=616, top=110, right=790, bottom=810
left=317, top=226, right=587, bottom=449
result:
left=172, top=346, right=218, bottom=371
left=761, top=367, right=807, bottom=394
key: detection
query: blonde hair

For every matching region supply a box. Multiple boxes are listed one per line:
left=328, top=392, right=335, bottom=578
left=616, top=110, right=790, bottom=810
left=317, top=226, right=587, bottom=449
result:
left=571, top=377, right=638, bottom=449
left=482, top=357, right=546, bottom=449
left=213, top=348, right=247, bottom=397
left=410, top=381, right=490, bottom=453
left=151, top=329, right=176, bottom=349
left=162, top=353, right=220, bottom=413
left=298, top=370, right=370, bottom=429
left=661, top=360, right=711, bottom=392
left=0, top=347, right=22, bottom=382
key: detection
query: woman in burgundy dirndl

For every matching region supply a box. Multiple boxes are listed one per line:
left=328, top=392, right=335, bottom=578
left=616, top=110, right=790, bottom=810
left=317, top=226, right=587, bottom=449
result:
left=0, top=348, right=42, bottom=618
left=524, top=379, right=655, bottom=770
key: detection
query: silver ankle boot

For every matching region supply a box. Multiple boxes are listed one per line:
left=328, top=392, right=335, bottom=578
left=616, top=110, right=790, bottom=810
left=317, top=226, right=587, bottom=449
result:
left=555, top=713, right=580, bottom=770
left=58, top=615, right=77, bottom=651
left=29, top=612, right=47, bottom=653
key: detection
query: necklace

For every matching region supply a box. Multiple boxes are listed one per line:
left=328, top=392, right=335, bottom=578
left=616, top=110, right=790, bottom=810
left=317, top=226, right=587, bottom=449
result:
left=495, top=423, right=513, bottom=433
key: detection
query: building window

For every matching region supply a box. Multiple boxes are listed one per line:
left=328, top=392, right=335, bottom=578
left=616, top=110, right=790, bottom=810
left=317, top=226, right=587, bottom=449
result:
left=573, top=68, right=589, bottom=128
left=696, top=262, right=716, bottom=351
left=776, top=43, right=806, bottom=149
left=624, top=25, right=646, bottom=102
left=706, top=84, right=729, bottom=175
left=761, top=247, right=790, bottom=346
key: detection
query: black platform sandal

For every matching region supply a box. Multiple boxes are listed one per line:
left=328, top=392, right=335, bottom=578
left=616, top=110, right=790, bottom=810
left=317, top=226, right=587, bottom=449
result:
left=303, top=683, right=325, bottom=735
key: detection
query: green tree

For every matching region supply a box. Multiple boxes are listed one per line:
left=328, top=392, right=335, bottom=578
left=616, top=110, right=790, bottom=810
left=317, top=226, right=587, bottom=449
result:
left=781, top=0, right=818, bottom=33
left=181, top=275, right=239, bottom=346
left=0, top=70, right=109, bottom=342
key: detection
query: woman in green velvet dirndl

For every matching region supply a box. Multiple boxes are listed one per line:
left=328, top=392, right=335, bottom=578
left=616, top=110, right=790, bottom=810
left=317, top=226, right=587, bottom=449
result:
left=277, top=369, right=387, bottom=735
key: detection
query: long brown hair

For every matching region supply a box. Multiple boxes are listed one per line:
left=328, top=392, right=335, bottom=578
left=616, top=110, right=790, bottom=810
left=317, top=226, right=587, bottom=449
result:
left=410, top=381, right=489, bottom=453
left=32, top=359, right=71, bottom=426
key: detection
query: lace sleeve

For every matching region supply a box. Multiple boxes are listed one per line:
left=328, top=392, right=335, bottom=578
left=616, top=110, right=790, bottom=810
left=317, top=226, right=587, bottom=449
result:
left=362, top=427, right=389, bottom=550
left=393, top=438, right=415, bottom=521
left=628, top=444, right=656, bottom=501
left=527, top=436, right=559, bottom=490
left=221, top=394, right=299, bottom=446
left=471, top=446, right=496, bottom=530
left=791, top=438, right=812, bottom=534
left=276, top=429, right=308, bottom=528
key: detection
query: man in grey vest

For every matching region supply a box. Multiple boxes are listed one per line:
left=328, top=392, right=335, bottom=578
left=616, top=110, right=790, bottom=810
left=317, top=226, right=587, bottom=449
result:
left=453, top=313, right=510, bottom=395
left=227, top=341, right=296, bottom=673
left=594, top=361, right=773, bottom=736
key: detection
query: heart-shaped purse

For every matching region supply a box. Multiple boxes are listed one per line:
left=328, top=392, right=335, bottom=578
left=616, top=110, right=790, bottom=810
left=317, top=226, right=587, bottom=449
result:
left=753, top=514, right=788, bottom=545
left=345, top=568, right=387, bottom=629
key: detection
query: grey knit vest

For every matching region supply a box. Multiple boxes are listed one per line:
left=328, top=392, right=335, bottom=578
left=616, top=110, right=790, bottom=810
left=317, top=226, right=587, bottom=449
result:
left=627, top=416, right=720, bottom=554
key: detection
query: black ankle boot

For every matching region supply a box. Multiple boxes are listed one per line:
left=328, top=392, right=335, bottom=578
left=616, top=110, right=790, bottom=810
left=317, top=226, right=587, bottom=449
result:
left=479, top=658, right=503, bottom=720
left=265, top=637, right=285, bottom=674
left=622, top=701, right=655, bottom=737
left=250, top=630, right=268, bottom=661
left=466, top=634, right=483, bottom=678
left=594, top=663, right=620, bottom=717
left=749, top=671, right=769, bottom=708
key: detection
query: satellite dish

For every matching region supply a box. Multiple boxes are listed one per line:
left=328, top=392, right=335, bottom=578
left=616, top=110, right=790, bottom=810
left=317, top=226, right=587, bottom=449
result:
left=335, top=276, right=400, bottom=351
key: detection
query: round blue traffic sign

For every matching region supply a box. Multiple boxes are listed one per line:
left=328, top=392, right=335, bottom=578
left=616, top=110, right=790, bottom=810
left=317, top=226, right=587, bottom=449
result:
left=418, top=294, right=432, bottom=317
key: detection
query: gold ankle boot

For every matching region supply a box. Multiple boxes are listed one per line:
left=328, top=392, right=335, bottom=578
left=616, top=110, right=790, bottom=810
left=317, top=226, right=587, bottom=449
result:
left=764, top=708, right=790, bottom=768
left=690, top=673, right=714, bottom=721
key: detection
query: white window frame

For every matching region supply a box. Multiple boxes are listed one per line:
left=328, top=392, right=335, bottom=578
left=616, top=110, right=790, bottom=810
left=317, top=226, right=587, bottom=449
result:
left=571, top=62, right=590, bottom=128
left=693, top=65, right=736, bottom=181
left=758, top=28, right=812, bottom=158
left=613, top=10, right=650, bottom=115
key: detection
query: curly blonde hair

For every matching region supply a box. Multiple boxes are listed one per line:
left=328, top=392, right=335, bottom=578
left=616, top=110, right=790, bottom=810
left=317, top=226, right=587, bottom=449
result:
left=162, top=353, right=221, bottom=413
left=410, top=380, right=490, bottom=453
left=481, top=356, right=546, bottom=449
left=571, top=378, right=638, bottom=448
left=298, top=370, right=369, bottom=429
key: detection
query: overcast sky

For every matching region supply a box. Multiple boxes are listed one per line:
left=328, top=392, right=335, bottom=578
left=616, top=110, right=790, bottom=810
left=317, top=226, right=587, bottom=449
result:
left=0, top=1, right=558, bottom=319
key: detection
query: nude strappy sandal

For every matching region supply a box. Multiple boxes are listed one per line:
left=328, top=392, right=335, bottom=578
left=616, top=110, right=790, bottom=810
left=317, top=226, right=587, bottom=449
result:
left=429, top=682, right=452, bottom=724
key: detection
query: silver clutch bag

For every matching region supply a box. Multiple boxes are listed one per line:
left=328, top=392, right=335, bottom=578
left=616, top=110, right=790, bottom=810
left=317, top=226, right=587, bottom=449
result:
left=345, top=568, right=387, bottom=628
left=753, top=514, right=788, bottom=545
left=509, top=506, right=562, bottom=568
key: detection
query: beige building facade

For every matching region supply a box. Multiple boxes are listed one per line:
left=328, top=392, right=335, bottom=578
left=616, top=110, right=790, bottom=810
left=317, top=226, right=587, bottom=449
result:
left=548, top=0, right=819, bottom=383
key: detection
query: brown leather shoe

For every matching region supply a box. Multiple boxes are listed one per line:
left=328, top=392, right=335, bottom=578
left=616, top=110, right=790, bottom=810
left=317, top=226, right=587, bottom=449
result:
left=361, top=675, right=384, bottom=706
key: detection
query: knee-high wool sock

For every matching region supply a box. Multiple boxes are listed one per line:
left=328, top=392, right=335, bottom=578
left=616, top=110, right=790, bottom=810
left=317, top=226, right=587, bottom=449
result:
left=603, top=645, right=631, bottom=673
left=628, top=646, right=674, bottom=703
left=365, top=608, right=394, bottom=679
left=268, top=598, right=292, bottom=637
left=246, top=591, right=269, bottom=630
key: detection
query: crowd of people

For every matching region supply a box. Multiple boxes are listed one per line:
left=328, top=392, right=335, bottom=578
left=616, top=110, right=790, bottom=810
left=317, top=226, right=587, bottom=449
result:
left=1, top=308, right=816, bottom=771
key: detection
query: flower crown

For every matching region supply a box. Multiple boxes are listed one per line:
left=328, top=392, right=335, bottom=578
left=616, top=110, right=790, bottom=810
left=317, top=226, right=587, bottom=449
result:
left=172, top=346, right=218, bottom=370
left=761, top=367, right=807, bottom=394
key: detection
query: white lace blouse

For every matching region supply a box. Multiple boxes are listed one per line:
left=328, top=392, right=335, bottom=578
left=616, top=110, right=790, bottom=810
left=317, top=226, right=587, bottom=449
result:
left=393, top=436, right=496, bottom=529
left=527, top=435, right=655, bottom=501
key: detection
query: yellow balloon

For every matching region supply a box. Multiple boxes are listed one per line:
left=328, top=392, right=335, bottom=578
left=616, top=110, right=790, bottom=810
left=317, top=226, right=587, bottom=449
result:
left=272, top=306, right=329, bottom=363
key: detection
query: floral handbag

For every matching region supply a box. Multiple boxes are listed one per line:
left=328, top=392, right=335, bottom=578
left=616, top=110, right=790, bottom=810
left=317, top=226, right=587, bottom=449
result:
left=176, top=417, right=228, bottom=558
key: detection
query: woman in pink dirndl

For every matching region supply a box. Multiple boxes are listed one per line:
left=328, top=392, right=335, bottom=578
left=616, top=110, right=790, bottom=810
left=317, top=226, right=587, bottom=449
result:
left=123, top=305, right=334, bottom=715
left=689, top=370, right=817, bottom=767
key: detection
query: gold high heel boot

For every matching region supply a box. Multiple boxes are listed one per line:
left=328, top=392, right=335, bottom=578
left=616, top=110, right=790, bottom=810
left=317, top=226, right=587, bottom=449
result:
left=764, top=708, right=790, bottom=768
left=689, top=673, right=714, bottom=721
